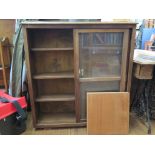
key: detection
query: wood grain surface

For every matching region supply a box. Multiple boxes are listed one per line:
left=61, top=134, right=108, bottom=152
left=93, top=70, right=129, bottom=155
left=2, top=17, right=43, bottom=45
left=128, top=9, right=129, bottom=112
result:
left=87, top=92, right=129, bottom=135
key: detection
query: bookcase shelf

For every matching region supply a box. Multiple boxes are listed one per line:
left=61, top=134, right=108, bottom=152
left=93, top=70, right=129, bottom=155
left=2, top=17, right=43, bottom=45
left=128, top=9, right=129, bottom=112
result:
left=36, top=94, right=75, bottom=102
left=79, top=76, right=121, bottom=82
left=36, top=112, right=86, bottom=128
left=38, top=112, right=75, bottom=124
left=0, top=37, right=11, bottom=93
left=33, top=72, right=74, bottom=79
left=31, top=47, right=73, bottom=51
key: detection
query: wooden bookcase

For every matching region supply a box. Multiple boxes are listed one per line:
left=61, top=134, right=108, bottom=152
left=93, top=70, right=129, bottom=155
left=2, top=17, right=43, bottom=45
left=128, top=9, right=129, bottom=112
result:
left=23, top=22, right=136, bottom=129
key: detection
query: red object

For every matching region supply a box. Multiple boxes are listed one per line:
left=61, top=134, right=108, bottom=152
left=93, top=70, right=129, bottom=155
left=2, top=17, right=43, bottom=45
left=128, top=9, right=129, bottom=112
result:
left=0, top=91, right=27, bottom=120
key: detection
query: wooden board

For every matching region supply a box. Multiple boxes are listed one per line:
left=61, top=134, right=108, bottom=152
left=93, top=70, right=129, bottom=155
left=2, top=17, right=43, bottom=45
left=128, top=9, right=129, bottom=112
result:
left=0, top=68, right=10, bottom=85
left=0, top=19, right=15, bottom=43
left=87, top=92, right=129, bottom=135
left=0, top=20, right=15, bottom=64
left=22, top=21, right=136, bottom=25
left=134, top=64, right=153, bottom=79
left=38, top=112, right=76, bottom=124
left=0, top=38, right=11, bottom=92
left=33, top=72, right=74, bottom=79
left=36, top=94, right=75, bottom=102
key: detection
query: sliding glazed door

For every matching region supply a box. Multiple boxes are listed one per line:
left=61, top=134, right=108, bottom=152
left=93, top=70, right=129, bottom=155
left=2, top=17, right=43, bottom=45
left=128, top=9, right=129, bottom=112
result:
left=74, top=29, right=129, bottom=121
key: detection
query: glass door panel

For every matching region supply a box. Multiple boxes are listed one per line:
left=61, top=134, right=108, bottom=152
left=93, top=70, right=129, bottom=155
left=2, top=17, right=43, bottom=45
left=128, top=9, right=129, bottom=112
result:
left=79, top=32, right=123, bottom=78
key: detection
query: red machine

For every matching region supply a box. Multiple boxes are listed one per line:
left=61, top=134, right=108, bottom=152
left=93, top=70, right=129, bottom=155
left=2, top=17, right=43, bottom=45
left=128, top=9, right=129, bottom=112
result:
left=0, top=91, right=27, bottom=135
left=0, top=91, right=27, bottom=120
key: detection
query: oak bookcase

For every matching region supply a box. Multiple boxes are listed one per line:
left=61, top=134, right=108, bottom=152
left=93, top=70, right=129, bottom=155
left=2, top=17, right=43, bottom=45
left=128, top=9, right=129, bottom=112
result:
left=23, top=22, right=136, bottom=129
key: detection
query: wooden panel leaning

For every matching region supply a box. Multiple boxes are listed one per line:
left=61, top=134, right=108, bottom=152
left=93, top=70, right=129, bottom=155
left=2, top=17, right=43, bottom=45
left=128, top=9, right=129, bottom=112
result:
left=87, top=92, right=129, bottom=135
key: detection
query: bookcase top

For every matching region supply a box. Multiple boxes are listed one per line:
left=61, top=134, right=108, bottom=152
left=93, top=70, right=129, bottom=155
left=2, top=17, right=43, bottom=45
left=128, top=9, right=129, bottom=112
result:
left=22, top=21, right=137, bottom=25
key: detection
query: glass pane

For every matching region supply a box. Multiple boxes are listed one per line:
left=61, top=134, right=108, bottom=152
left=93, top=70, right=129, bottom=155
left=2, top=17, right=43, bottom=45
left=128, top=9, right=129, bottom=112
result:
left=80, top=81, right=120, bottom=120
left=79, top=32, right=123, bottom=78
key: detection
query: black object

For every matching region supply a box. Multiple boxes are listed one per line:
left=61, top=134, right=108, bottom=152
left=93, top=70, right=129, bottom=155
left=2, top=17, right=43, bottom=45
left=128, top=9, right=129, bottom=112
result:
left=131, top=79, right=152, bottom=134
left=0, top=97, right=27, bottom=135
left=149, top=72, right=155, bottom=120
left=152, top=40, right=155, bottom=46
left=151, top=40, right=155, bottom=51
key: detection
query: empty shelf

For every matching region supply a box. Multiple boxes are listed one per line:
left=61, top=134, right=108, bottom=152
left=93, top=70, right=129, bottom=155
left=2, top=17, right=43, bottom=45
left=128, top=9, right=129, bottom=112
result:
left=33, top=72, right=74, bottom=79
left=31, top=47, right=73, bottom=51
left=37, top=112, right=76, bottom=125
left=36, top=112, right=88, bottom=128
left=36, top=94, right=75, bottom=102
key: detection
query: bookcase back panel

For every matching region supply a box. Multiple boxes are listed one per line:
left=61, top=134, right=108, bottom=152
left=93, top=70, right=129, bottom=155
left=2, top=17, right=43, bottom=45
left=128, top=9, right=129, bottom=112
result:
left=37, top=112, right=76, bottom=124
left=29, top=29, right=73, bottom=48
left=31, top=51, right=74, bottom=74
left=38, top=101, right=75, bottom=113
left=36, top=79, right=75, bottom=96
